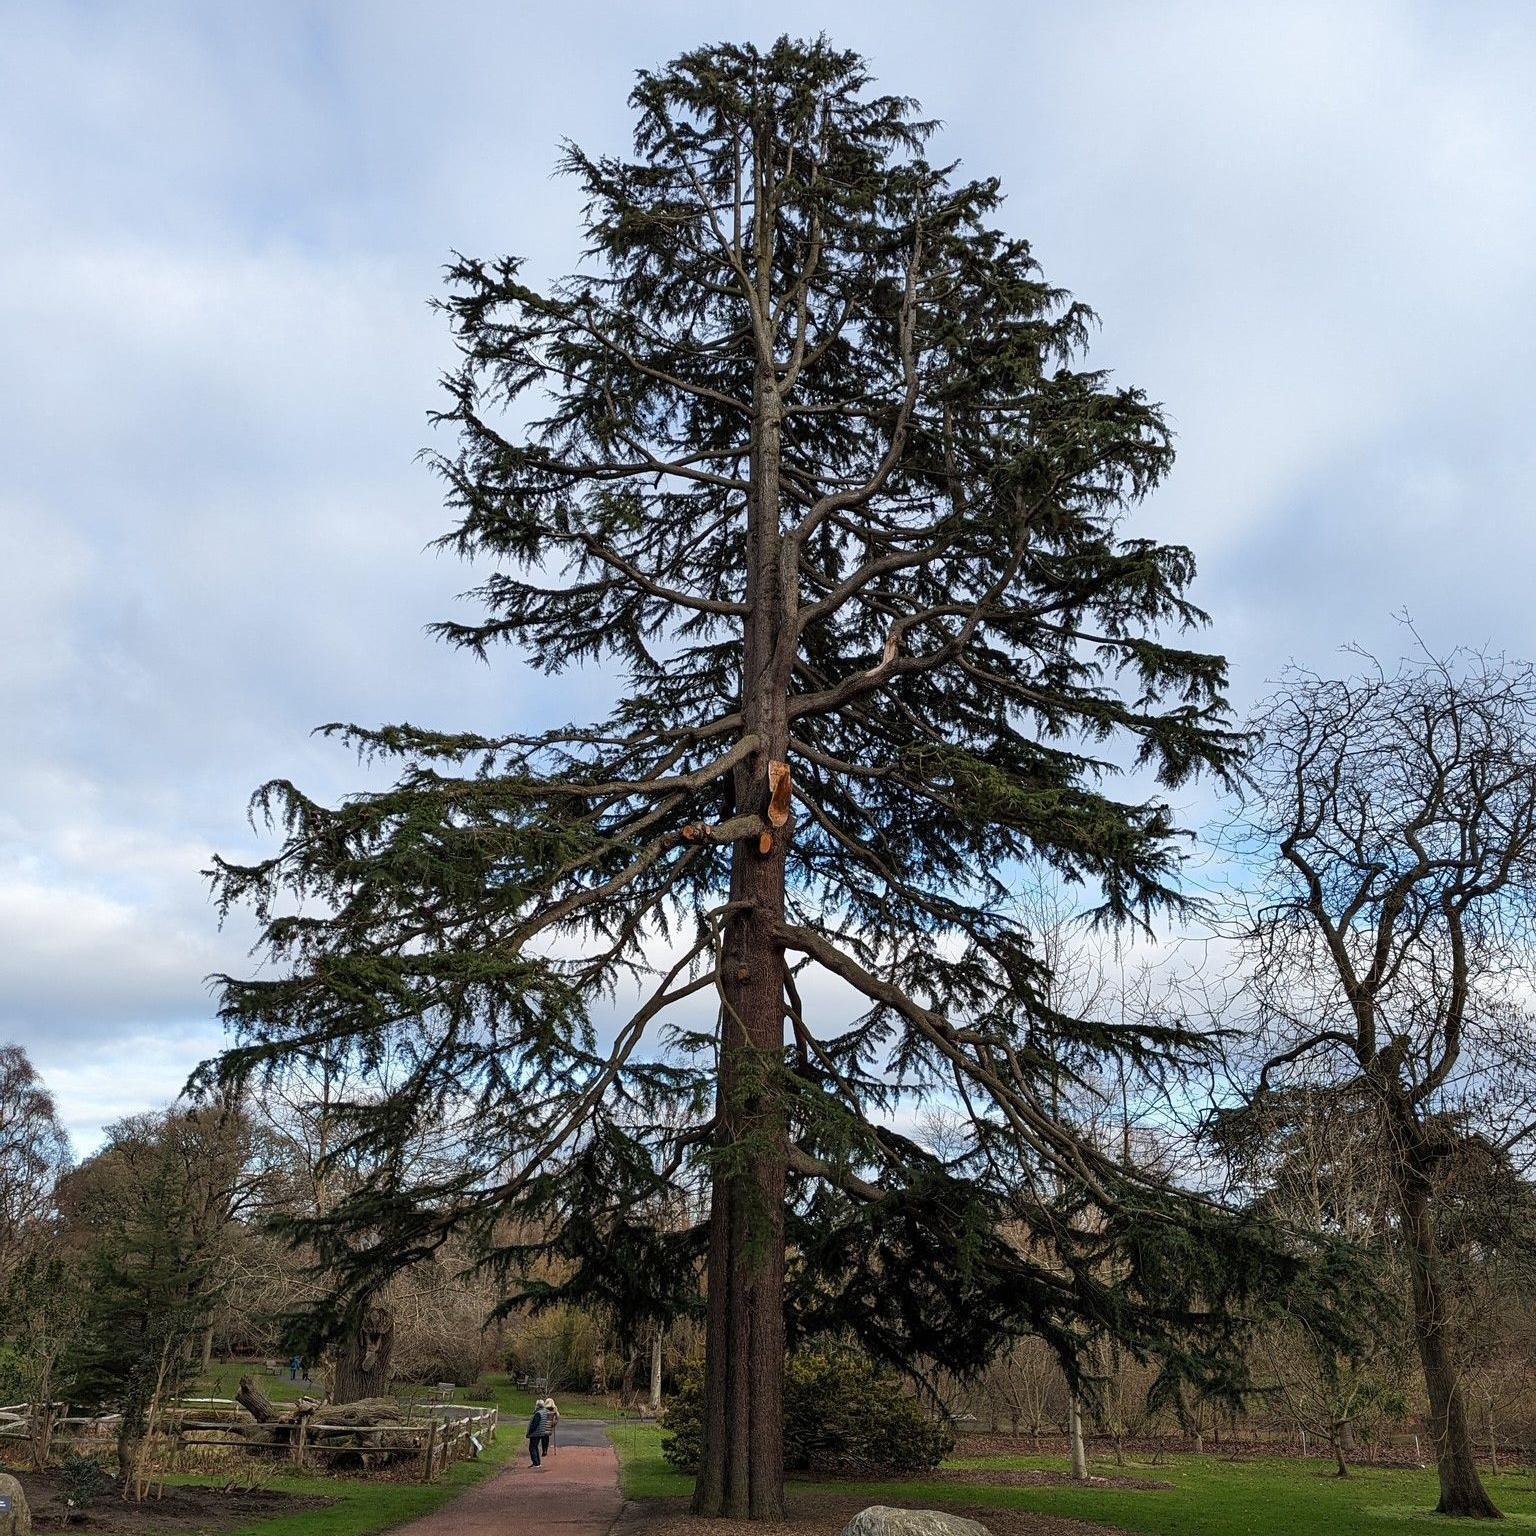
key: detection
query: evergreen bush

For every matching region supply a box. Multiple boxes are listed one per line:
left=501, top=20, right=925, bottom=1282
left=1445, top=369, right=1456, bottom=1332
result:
left=663, top=1350, right=952, bottom=1477
left=59, top=1451, right=114, bottom=1510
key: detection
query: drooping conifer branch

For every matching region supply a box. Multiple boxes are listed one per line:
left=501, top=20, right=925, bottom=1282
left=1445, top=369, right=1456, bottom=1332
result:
left=207, top=36, right=1319, bottom=1521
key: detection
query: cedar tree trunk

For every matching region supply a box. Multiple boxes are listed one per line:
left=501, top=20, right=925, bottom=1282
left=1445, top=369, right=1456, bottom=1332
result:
left=333, top=1305, right=394, bottom=1403
left=692, top=354, right=791, bottom=1520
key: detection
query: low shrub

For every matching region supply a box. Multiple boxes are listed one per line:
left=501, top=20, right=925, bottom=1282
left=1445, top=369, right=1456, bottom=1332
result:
left=59, top=1450, right=115, bottom=1510
left=663, top=1349, right=952, bottom=1477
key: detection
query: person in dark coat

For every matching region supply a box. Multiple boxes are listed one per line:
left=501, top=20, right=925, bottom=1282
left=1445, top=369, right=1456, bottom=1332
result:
left=526, top=1401, right=548, bottom=1468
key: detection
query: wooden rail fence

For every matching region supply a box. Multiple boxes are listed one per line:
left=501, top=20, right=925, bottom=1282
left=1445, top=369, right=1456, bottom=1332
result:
left=0, top=1397, right=497, bottom=1482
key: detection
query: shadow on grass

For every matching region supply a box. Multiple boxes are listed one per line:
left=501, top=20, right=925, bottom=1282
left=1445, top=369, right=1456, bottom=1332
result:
left=608, top=1426, right=1536, bottom=1536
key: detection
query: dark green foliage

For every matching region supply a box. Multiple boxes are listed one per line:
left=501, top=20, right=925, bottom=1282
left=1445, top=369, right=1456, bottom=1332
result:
left=783, top=1156, right=1359, bottom=1411
left=0, top=1251, right=83, bottom=1416
left=204, top=33, right=1295, bottom=1410
left=59, top=1108, right=245, bottom=1473
left=664, top=1351, right=952, bottom=1476
left=59, top=1451, right=114, bottom=1511
left=0, top=1346, right=20, bottom=1402
left=67, top=1140, right=213, bottom=1411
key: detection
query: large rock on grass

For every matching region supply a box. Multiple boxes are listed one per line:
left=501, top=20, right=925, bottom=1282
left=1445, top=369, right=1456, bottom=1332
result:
left=842, top=1507, right=989, bottom=1536
left=0, top=1472, right=30, bottom=1536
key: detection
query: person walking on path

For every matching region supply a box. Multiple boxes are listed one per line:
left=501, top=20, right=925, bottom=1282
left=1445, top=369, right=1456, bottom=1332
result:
left=526, top=1401, right=548, bottom=1468
left=541, top=1397, right=559, bottom=1459
left=388, top=1419, right=621, bottom=1536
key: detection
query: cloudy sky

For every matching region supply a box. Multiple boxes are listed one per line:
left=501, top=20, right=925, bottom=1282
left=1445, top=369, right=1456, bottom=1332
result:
left=4, top=1, right=1534, bottom=1149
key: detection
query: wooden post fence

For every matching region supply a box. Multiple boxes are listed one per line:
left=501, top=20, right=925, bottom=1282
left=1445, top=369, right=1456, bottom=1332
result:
left=2, top=1395, right=497, bottom=1483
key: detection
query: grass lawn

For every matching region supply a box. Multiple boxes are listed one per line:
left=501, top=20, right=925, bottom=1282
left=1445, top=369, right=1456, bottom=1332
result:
left=609, top=1421, right=690, bottom=1499
left=162, top=1363, right=523, bottom=1535
left=610, top=1423, right=1536, bottom=1534
left=169, top=1417, right=518, bottom=1536
left=157, top=1364, right=635, bottom=1536
left=191, top=1361, right=315, bottom=1404
left=468, top=1374, right=632, bottom=1421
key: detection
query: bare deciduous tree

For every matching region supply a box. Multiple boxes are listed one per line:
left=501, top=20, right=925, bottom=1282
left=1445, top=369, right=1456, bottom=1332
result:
left=0, top=1042, right=70, bottom=1272
left=1232, top=642, right=1536, bottom=1518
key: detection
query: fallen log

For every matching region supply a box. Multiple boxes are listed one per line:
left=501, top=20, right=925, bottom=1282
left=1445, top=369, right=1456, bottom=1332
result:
left=235, top=1376, right=282, bottom=1424
left=229, top=1378, right=416, bottom=1465
left=308, top=1398, right=403, bottom=1428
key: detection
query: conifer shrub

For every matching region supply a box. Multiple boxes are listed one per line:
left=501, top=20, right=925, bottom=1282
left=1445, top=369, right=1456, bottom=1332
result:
left=60, top=1451, right=114, bottom=1511
left=663, top=1350, right=952, bottom=1477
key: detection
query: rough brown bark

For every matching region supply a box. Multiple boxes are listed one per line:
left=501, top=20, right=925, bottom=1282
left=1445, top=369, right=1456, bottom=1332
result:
left=333, top=1305, right=394, bottom=1403
left=1401, top=1176, right=1501, bottom=1518
left=693, top=1016, right=787, bottom=1517
left=693, top=815, right=790, bottom=1519
left=691, top=315, right=791, bottom=1522
left=236, top=1374, right=282, bottom=1423
left=233, top=1375, right=410, bottom=1462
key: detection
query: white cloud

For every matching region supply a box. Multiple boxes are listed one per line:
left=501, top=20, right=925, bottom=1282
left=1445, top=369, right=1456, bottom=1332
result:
left=3, top=1, right=1536, bottom=1141
left=0, top=858, right=227, bottom=1031
left=37, top=1023, right=226, bottom=1156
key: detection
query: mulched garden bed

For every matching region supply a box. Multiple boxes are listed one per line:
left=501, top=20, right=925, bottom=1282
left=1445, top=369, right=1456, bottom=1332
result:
left=620, top=1491, right=1130, bottom=1536
left=16, top=1470, right=332, bottom=1533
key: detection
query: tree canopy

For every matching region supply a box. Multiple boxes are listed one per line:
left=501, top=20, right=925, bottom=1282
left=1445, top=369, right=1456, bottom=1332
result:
left=207, top=36, right=1314, bottom=1516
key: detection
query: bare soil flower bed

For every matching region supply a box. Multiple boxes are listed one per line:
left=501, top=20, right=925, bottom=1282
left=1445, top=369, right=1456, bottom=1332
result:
left=17, top=1470, right=331, bottom=1533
